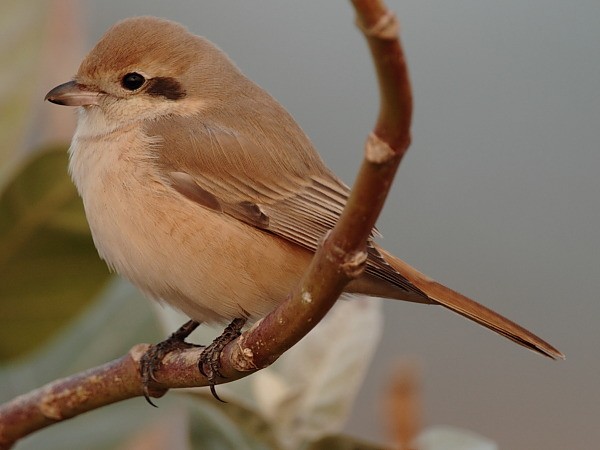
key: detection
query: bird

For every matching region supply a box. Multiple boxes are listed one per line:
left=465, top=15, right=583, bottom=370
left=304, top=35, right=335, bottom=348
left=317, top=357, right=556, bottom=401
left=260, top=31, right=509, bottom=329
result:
left=45, top=16, right=563, bottom=393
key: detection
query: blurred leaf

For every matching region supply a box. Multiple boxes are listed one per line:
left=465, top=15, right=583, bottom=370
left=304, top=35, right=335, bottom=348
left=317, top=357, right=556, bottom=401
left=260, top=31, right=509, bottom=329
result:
left=157, top=294, right=384, bottom=449
left=415, top=426, right=497, bottom=450
left=0, top=279, right=159, bottom=396
left=188, top=398, right=275, bottom=450
left=308, top=435, right=386, bottom=450
left=0, top=271, right=385, bottom=449
left=0, top=279, right=172, bottom=450
left=250, top=297, right=383, bottom=449
left=0, top=146, right=111, bottom=361
left=0, top=0, right=49, bottom=162
left=188, top=394, right=387, bottom=450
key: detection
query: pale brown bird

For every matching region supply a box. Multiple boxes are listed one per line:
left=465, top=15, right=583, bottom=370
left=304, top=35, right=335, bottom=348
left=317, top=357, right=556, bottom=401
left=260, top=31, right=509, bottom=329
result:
left=45, top=17, right=563, bottom=394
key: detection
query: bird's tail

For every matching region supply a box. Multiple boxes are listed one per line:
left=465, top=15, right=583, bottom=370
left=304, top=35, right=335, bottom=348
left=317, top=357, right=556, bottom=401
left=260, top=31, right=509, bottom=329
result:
left=376, top=246, right=564, bottom=360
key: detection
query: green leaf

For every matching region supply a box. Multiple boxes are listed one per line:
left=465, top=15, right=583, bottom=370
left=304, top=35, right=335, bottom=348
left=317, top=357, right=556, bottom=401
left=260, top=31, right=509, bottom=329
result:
left=1, top=280, right=283, bottom=450
left=0, top=279, right=160, bottom=391
left=0, top=280, right=177, bottom=450
left=308, top=435, right=387, bottom=450
left=0, top=146, right=111, bottom=361
left=188, top=398, right=275, bottom=450
left=187, top=392, right=279, bottom=450
left=0, top=278, right=385, bottom=449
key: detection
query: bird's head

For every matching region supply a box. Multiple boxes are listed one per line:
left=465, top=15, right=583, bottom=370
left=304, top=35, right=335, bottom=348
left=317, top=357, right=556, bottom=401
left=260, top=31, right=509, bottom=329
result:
left=45, top=16, right=243, bottom=125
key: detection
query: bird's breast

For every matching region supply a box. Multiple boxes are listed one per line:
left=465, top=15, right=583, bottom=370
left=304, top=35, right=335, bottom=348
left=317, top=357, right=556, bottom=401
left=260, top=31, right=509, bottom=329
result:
left=68, top=119, right=313, bottom=323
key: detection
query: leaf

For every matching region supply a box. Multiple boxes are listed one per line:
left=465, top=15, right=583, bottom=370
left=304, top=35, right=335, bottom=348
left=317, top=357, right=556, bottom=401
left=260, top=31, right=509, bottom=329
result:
left=251, top=296, right=383, bottom=449
left=187, top=394, right=387, bottom=450
left=0, top=146, right=111, bottom=361
left=0, top=279, right=157, bottom=399
left=308, top=435, right=387, bottom=450
left=415, top=426, right=498, bottom=450
left=0, top=277, right=383, bottom=449
left=188, top=398, right=275, bottom=450
left=1, top=278, right=294, bottom=449
left=156, top=296, right=384, bottom=449
left=0, top=278, right=174, bottom=450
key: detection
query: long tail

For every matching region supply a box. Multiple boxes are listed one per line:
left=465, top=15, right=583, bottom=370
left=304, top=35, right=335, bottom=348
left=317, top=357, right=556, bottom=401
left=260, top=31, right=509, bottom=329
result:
left=376, top=246, right=564, bottom=360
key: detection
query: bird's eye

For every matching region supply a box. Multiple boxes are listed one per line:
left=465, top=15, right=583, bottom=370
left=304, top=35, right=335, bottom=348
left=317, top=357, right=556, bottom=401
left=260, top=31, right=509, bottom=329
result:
left=121, top=72, right=146, bottom=91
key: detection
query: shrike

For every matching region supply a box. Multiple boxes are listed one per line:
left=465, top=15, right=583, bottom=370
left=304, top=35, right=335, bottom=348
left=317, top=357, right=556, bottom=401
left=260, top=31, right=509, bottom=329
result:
left=45, top=16, right=562, bottom=394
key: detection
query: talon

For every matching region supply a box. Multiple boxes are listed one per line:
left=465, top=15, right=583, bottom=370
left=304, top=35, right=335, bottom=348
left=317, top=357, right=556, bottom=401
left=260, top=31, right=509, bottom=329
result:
left=143, top=386, right=159, bottom=408
left=210, top=384, right=226, bottom=403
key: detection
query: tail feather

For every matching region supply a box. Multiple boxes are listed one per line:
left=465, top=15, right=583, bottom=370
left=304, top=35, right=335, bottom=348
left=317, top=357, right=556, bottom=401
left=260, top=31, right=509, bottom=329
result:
left=376, top=247, right=564, bottom=360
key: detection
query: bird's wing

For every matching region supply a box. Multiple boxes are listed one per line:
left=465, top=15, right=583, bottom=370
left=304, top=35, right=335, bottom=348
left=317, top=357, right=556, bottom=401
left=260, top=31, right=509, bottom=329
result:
left=146, top=115, right=564, bottom=360
left=146, top=115, right=428, bottom=302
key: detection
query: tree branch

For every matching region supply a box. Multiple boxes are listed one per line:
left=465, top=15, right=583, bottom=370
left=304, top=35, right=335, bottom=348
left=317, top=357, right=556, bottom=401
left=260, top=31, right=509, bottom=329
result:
left=0, top=1, right=412, bottom=447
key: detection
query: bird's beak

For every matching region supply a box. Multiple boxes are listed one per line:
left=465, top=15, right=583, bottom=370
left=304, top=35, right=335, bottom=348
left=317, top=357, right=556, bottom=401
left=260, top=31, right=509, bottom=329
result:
left=45, top=80, right=101, bottom=106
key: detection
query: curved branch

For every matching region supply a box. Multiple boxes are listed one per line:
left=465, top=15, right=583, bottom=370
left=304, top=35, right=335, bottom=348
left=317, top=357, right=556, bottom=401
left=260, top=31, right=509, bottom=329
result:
left=0, top=1, right=412, bottom=447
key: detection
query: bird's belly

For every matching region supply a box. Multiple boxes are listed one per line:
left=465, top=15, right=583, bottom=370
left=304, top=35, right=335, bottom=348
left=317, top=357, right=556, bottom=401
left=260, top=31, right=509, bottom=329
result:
left=89, top=182, right=312, bottom=323
left=70, top=137, right=312, bottom=323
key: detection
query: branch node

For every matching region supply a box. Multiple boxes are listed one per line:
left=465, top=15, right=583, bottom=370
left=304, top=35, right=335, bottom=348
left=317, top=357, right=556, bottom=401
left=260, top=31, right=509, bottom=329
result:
left=356, top=11, right=399, bottom=40
left=365, top=132, right=395, bottom=163
left=341, top=249, right=368, bottom=279
left=39, top=394, right=63, bottom=421
left=301, top=290, right=313, bottom=304
left=231, top=323, right=261, bottom=372
left=322, top=230, right=345, bottom=265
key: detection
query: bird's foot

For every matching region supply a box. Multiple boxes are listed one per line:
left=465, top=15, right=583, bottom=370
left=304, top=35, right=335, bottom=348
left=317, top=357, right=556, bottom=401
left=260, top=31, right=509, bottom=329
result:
left=140, top=319, right=201, bottom=406
left=199, top=317, right=247, bottom=402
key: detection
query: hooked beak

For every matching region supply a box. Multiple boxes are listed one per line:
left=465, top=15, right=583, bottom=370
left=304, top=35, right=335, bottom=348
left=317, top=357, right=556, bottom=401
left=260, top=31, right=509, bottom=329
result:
left=45, top=80, right=101, bottom=106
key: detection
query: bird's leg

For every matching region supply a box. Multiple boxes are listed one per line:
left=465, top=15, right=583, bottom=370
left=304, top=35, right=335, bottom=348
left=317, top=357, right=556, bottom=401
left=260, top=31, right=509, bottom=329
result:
left=199, top=317, right=247, bottom=402
left=140, top=319, right=201, bottom=406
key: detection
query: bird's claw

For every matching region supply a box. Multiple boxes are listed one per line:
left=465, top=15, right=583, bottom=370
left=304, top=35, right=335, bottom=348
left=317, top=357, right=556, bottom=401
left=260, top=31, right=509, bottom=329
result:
left=199, top=318, right=246, bottom=402
left=139, top=320, right=201, bottom=406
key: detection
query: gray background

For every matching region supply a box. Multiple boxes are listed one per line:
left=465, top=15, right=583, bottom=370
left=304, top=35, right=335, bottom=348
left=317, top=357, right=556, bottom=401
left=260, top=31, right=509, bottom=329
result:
left=66, top=1, right=599, bottom=448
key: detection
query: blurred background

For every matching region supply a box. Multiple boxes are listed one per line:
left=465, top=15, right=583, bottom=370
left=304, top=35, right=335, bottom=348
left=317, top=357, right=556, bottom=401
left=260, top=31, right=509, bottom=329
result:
left=1, top=0, right=599, bottom=449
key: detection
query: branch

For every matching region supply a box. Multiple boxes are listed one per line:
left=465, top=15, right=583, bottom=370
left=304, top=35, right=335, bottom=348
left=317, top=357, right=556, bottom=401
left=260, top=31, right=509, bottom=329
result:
left=0, top=1, right=412, bottom=447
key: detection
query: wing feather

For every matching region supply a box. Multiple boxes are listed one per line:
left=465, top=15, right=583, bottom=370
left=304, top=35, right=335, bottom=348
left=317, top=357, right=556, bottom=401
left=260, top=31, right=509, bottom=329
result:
left=148, top=114, right=427, bottom=301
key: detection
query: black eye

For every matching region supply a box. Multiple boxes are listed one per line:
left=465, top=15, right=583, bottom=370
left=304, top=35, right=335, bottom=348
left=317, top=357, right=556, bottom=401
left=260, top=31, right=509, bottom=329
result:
left=121, top=72, right=146, bottom=91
